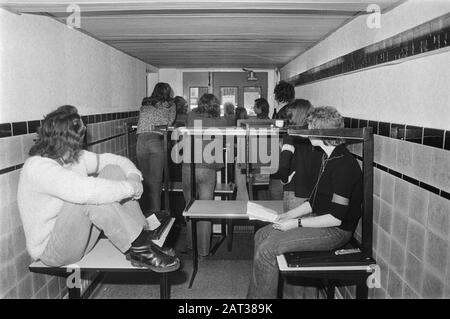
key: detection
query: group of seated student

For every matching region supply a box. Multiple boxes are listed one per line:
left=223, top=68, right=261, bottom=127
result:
left=17, top=80, right=362, bottom=299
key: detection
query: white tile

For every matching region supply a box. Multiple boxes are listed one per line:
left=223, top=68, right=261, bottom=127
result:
left=430, top=148, right=450, bottom=193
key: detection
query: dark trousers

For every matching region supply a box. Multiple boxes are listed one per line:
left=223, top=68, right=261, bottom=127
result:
left=182, top=165, right=217, bottom=256
left=136, top=133, right=165, bottom=213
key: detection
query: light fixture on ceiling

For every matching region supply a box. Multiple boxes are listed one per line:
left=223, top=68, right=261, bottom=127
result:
left=243, top=68, right=258, bottom=81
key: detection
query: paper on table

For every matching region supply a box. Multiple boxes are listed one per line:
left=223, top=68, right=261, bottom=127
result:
left=146, top=214, right=161, bottom=230
left=246, top=201, right=279, bottom=223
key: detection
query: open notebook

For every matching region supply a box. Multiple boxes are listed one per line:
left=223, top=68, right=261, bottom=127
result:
left=246, top=201, right=279, bottom=223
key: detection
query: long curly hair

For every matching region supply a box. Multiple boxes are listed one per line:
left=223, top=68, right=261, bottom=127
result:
left=196, top=93, right=221, bottom=118
left=274, top=81, right=295, bottom=104
left=148, top=82, right=174, bottom=107
left=29, top=105, right=86, bottom=164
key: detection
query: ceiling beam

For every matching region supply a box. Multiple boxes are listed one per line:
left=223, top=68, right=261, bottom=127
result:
left=1, top=0, right=399, bottom=15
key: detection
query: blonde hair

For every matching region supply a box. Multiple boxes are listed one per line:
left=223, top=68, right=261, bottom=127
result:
left=286, top=99, right=312, bottom=126
left=306, top=106, right=345, bottom=146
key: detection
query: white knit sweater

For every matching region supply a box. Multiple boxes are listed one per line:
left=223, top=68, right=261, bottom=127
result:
left=17, top=151, right=142, bottom=260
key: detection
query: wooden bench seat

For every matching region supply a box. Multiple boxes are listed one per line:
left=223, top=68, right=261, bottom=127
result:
left=29, top=218, right=176, bottom=299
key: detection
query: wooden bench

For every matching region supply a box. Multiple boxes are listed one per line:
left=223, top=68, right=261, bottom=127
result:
left=29, top=218, right=176, bottom=299
left=277, top=127, right=376, bottom=299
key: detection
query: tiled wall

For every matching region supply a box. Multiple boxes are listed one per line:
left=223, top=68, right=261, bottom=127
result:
left=0, top=111, right=138, bottom=299
left=340, top=118, right=450, bottom=299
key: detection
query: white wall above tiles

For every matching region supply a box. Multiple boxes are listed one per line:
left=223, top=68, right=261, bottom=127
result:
left=280, top=1, right=450, bottom=130
left=0, top=8, right=156, bottom=123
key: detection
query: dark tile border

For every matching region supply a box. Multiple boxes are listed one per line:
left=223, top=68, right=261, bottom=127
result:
left=0, top=111, right=138, bottom=175
left=346, top=116, right=449, bottom=199
left=350, top=145, right=448, bottom=201
left=343, top=117, right=448, bottom=151
left=286, top=13, right=450, bottom=87
left=0, top=123, right=12, bottom=138
left=0, top=111, right=139, bottom=139
left=349, top=155, right=448, bottom=200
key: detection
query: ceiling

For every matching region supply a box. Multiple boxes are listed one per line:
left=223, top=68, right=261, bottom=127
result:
left=1, top=0, right=403, bottom=69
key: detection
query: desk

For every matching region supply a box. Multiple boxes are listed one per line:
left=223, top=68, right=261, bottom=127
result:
left=183, top=200, right=283, bottom=288
left=30, top=218, right=176, bottom=299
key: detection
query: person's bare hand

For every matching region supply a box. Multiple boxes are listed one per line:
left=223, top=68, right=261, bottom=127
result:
left=272, top=219, right=297, bottom=231
left=127, top=175, right=143, bottom=199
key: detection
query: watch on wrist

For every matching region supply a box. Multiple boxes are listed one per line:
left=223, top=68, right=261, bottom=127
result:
left=298, top=218, right=303, bottom=228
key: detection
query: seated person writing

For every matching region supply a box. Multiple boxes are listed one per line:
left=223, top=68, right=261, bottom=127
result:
left=18, top=105, right=179, bottom=272
left=247, top=106, right=363, bottom=299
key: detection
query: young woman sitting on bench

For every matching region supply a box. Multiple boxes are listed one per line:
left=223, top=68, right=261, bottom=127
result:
left=18, top=105, right=179, bottom=272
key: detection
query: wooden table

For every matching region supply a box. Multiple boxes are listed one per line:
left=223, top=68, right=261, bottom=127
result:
left=183, top=200, right=283, bottom=288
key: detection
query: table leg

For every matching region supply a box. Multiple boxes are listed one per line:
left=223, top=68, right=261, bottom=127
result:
left=160, top=272, right=169, bottom=299
left=356, top=277, right=369, bottom=299
left=188, top=218, right=198, bottom=288
left=227, top=220, right=233, bottom=251
left=68, top=287, right=81, bottom=299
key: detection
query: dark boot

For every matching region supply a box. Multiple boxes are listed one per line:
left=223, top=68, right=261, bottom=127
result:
left=127, top=244, right=180, bottom=272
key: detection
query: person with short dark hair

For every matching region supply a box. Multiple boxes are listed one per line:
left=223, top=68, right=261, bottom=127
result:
left=235, top=106, right=248, bottom=125
left=18, top=105, right=179, bottom=272
left=174, top=95, right=188, bottom=127
left=247, top=106, right=363, bottom=299
left=273, top=81, right=295, bottom=119
left=253, top=98, right=270, bottom=119
left=223, top=102, right=236, bottom=126
left=136, top=82, right=176, bottom=213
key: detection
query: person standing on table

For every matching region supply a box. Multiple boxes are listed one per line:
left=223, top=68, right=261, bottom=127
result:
left=136, top=82, right=176, bottom=213
left=182, top=93, right=232, bottom=257
left=247, top=106, right=363, bottom=299
left=18, top=105, right=179, bottom=272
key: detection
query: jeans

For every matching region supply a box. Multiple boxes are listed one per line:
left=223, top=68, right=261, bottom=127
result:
left=247, top=224, right=352, bottom=299
left=268, top=178, right=283, bottom=200
left=182, top=165, right=217, bottom=256
left=39, top=165, right=147, bottom=267
left=136, top=133, right=165, bottom=212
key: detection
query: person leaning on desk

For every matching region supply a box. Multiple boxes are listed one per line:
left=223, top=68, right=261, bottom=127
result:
left=247, top=106, right=363, bottom=299
left=182, top=93, right=233, bottom=257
